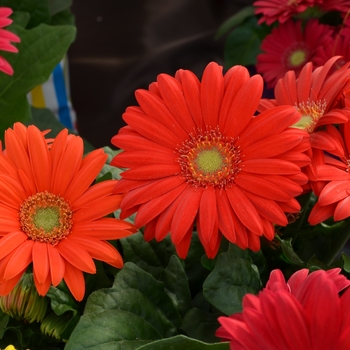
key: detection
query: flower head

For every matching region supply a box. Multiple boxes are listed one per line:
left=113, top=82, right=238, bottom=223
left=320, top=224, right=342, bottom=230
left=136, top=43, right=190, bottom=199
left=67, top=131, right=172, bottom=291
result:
left=0, top=123, right=136, bottom=301
left=256, top=19, right=334, bottom=88
left=0, top=8, right=20, bottom=75
left=216, top=268, right=350, bottom=350
left=259, top=56, right=350, bottom=193
left=253, top=0, right=313, bottom=25
left=308, top=120, right=350, bottom=224
left=111, top=62, right=310, bottom=259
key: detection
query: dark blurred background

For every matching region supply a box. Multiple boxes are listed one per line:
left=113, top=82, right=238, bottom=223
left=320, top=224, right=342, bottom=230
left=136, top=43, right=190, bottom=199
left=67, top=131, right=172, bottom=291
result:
left=68, top=0, right=252, bottom=148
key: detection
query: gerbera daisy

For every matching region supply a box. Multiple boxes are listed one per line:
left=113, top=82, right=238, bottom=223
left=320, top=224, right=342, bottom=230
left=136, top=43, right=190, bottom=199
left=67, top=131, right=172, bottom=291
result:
left=313, top=0, right=350, bottom=13
left=111, top=62, right=311, bottom=259
left=253, top=0, right=313, bottom=25
left=216, top=268, right=350, bottom=350
left=256, top=19, right=334, bottom=88
left=0, top=123, right=136, bottom=301
left=259, top=56, right=350, bottom=193
left=0, top=8, right=20, bottom=75
left=308, top=121, right=350, bottom=224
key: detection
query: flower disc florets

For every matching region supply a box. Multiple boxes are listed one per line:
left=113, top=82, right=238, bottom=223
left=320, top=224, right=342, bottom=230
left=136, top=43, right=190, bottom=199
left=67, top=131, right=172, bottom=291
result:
left=177, top=128, right=241, bottom=188
left=19, top=191, right=73, bottom=245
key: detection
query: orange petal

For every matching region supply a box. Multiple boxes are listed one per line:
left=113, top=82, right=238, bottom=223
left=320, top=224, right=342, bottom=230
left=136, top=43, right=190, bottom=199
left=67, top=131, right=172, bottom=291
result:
left=68, top=235, right=123, bottom=268
left=0, top=231, right=28, bottom=260
left=63, top=261, right=85, bottom=301
left=4, top=240, right=34, bottom=280
left=27, top=125, right=51, bottom=192
left=33, top=269, right=52, bottom=296
left=57, top=239, right=96, bottom=274
left=72, top=217, right=136, bottom=240
left=32, top=242, right=49, bottom=284
left=47, top=244, right=65, bottom=286
left=73, top=195, right=123, bottom=224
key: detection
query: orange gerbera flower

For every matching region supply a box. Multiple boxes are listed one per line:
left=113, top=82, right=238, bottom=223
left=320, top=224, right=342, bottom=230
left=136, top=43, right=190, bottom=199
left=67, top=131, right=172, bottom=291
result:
left=0, top=7, right=20, bottom=75
left=111, top=62, right=311, bottom=259
left=0, top=123, right=136, bottom=301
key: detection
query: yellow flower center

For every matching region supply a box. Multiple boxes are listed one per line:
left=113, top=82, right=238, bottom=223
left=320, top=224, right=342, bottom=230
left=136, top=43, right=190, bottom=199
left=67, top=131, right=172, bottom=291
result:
left=178, top=128, right=241, bottom=188
left=19, top=191, right=73, bottom=245
left=289, top=50, right=306, bottom=67
left=293, top=99, right=326, bottom=133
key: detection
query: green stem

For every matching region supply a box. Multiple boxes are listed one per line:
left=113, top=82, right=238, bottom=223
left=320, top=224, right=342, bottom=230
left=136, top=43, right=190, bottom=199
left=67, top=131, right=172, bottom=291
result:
left=324, top=218, right=350, bottom=266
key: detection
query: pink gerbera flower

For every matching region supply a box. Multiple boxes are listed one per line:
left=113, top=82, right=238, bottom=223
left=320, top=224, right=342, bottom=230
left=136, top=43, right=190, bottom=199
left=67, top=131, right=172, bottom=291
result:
left=216, top=268, right=350, bottom=350
left=0, top=8, right=20, bottom=75
left=111, top=62, right=311, bottom=259
left=256, top=19, right=334, bottom=88
left=253, top=0, right=314, bottom=25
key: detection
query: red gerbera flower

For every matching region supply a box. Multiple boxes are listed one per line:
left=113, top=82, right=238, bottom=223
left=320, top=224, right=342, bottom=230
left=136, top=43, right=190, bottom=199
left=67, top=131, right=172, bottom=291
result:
left=313, top=0, right=350, bottom=13
left=253, top=0, right=313, bottom=25
left=216, top=268, right=350, bottom=350
left=0, top=7, right=20, bottom=75
left=308, top=121, right=350, bottom=224
left=111, top=62, right=311, bottom=259
left=0, top=123, right=136, bottom=301
left=256, top=19, right=334, bottom=88
left=259, top=56, right=350, bottom=194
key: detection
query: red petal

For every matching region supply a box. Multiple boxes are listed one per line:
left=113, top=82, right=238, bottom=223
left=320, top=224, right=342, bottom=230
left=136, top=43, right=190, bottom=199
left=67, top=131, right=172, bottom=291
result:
left=226, top=186, right=263, bottom=234
left=47, top=244, right=65, bottom=286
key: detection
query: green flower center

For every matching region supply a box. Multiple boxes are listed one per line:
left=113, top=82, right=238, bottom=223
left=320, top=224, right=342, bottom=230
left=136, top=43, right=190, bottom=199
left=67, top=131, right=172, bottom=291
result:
left=20, top=191, right=73, bottom=245
left=178, top=128, right=241, bottom=188
left=195, top=149, right=224, bottom=174
left=289, top=50, right=306, bottom=67
left=293, top=99, right=326, bottom=133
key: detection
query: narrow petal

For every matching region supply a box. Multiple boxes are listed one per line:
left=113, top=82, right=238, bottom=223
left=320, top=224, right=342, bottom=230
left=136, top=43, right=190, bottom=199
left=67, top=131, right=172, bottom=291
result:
left=69, top=236, right=123, bottom=268
left=200, top=62, right=224, bottom=127
left=72, top=217, right=136, bottom=240
left=157, top=74, right=196, bottom=132
left=73, top=195, right=122, bottom=223
left=33, top=272, right=51, bottom=297
left=318, top=180, right=350, bottom=206
left=27, top=125, right=51, bottom=192
left=226, top=186, right=263, bottom=234
left=57, top=239, right=96, bottom=274
left=241, top=159, right=300, bottom=175
left=64, top=149, right=107, bottom=203
left=4, top=240, right=34, bottom=280
left=0, top=231, right=28, bottom=261
left=198, top=186, right=217, bottom=245
left=51, top=135, right=83, bottom=195
left=224, top=75, right=263, bottom=138
left=47, top=244, right=65, bottom=286
left=32, top=242, right=49, bottom=284
left=171, top=187, right=204, bottom=245
left=63, top=261, right=85, bottom=301
left=334, top=196, right=350, bottom=221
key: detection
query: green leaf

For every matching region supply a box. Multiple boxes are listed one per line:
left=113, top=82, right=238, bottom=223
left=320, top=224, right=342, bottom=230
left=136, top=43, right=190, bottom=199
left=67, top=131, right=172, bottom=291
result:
left=48, top=0, right=72, bottom=16
left=160, top=255, right=192, bottom=318
left=46, top=283, right=78, bottom=317
left=0, top=23, right=76, bottom=135
left=0, top=0, right=51, bottom=28
left=215, top=6, right=255, bottom=39
left=120, top=231, right=177, bottom=279
left=136, top=335, right=229, bottom=350
left=11, top=11, right=31, bottom=28
left=97, top=147, right=123, bottom=180
left=224, top=17, right=265, bottom=67
left=203, top=245, right=261, bottom=315
left=66, top=263, right=182, bottom=349
left=279, top=237, right=304, bottom=266
left=181, top=309, right=221, bottom=344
